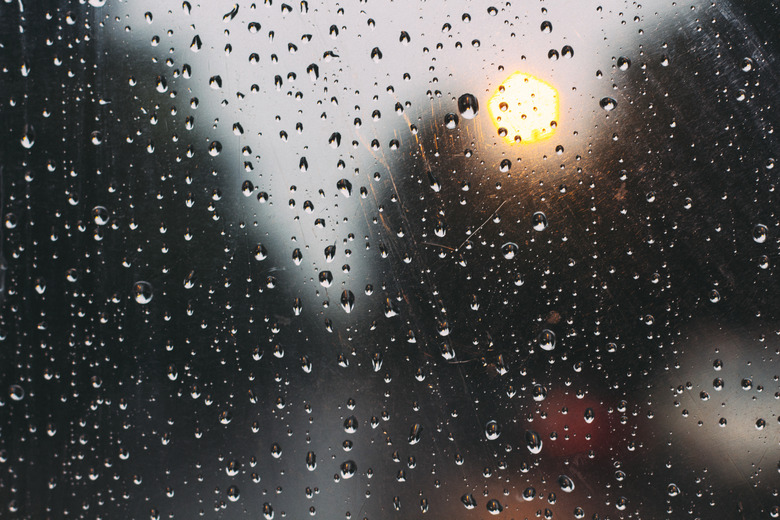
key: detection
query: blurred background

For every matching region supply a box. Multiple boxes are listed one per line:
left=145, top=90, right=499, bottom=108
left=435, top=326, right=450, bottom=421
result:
left=0, top=0, right=778, bottom=518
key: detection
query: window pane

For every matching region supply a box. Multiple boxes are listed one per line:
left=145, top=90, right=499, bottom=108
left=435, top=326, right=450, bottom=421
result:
left=1, top=1, right=778, bottom=518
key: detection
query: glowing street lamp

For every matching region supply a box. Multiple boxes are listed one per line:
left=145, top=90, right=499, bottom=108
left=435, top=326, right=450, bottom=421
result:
left=488, top=72, right=560, bottom=144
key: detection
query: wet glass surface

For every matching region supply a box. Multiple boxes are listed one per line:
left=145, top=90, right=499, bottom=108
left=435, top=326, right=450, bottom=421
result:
left=1, top=0, right=779, bottom=518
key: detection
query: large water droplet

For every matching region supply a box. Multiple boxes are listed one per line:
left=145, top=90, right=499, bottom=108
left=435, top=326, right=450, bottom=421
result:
left=344, top=416, right=359, bottom=433
left=340, top=290, right=355, bottom=313
left=461, top=494, right=477, bottom=509
left=538, top=329, right=556, bottom=351
left=408, top=423, right=423, bottom=445
left=501, top=242, right=518, bottom=259
left=532, top=211, right=548, bottom=231
left=306, top=451, right=316, bottom=471
left=20, top=125, right=35, bottom=149
left=457, top=93, right=479, bottom=119
left=558, top=474, right=575, bottom=492
left=133, top=281, right=153, bottom=304
left=600, top=97, right=617, bottom=111
left=484, top=420, right=501, bottom=440
left=525, top=430, right=543, bottom=454
left=340, top=460, right=357, bottom=478
left=486, top=499, right=503, bottom=515
left=753, top=224, right=768, bottom=243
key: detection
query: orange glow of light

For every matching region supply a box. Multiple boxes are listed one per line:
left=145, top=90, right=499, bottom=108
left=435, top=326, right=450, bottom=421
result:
left=487, top=72, right=559, bottom=144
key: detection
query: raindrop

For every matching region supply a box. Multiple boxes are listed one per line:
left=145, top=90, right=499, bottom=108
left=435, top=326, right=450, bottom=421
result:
left=9, top=384, right=25, bottom=401
left=501, top=242, right=518, bottom=259
left=484, top=420, right=501, bottom=440
left=457, top=93, right=479, bottom=119
left=741, top=57, right=754, bottom=72
left=532, top=211, right=548, bottom=231
left=20, top=125, right=35, bottom=149
left=92, top=206, right=109, bottom=225
left=558, top=475, right=575, bottom=492
left=461, top=494, right=477, bottom=509
left=540, top=20, right=552, bottom=33
left=344, top=416, right=359, bottom=433
left=584, top=407, right=595, bottom=423
left=340, top=290, right=355, bottom=313
left=525, top=430, right=543, bottom=454
left=753, top=224, right=768, bottom=243
left=340, top=460, right=357, bottom=478
left=531, top=384, right=548, bottom=401
left=318, top=271, right=333, bottom=287
left=337, top=179, right=352, bottom=197
left=538, top=329, right=556, bottom=351
left=370, top=47, right=383, bottom=62
left=562, top=45, right=574, bottom=58
left=444, top=113, right=459, bottom=129
left=486, top=499, right=503, bottom=515
left=190, top=35, right=202, bottom=52
left=408, top=423, right=423, bottom=445
left=617, top=56, right=631, bottom=70
left=306, top=451, right=316, bottom=471
left=600, top=97, right=617, bottom=111
left=133, top=281, right=153, bottom=304
left=254, top=244, right=268, bottom=261
left=208, top=141, right=222, bottom=156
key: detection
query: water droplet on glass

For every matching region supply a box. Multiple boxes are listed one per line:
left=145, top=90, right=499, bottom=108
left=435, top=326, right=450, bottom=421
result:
left=20, top=125, right=35, bottom=149
left=486, top=499, right=503, bottom=515
left=208, top=141, right=222, bottom=156
left=306, top=451, right=316, bottom=471
left=501, top=242, right=518, bottom=259
left=344, top=416, right=359, bottom=433
left=752, top=224, right=768, bottom=243
left=525, top=430, right=543, bottom=454
left=408, top=423, right=423, bottom=445
left=133, top=281, right=153, bottom=304
left=262, top=503, right=274, bottom=520
left=532, top=211, right=548, bottom=231
left=254, top=244, right=268, bottom=262
left=485, top=420, right=501, bottom=440
left=558, top=474, right=575, bottom=492
left=317, top=271, right=333, bottom=288
left=538, top=329, right=556, bottom=351
left=531, top=384, right=548, bottom=401
left=340, top=290, right=355, bottom=313
left=340, top=460, right=357, bottom=478
left=741, top=57, right=754, bottom=72
left=337, top=178, right=352, bottom=197
left=457, top=93, right=479, bottom=119
left=9, top=384, right=25, bottom=401
left=444, top=113, right=459, bottom=129
left=540, top=20, right=552, bottom=33
left=600, top=97, right=617, bottom=111
left=617, top=56, right=631, bottom=70
left=461, top=494, right=477, bottom=509
left=584, top=407, right=595, bottom=423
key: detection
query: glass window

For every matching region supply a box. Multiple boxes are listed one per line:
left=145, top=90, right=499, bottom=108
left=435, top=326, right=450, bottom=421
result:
left=1, top=0, right=778, bottom=518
